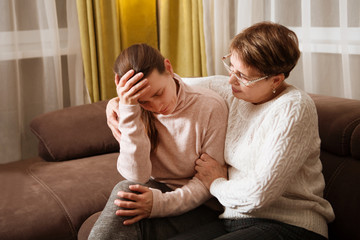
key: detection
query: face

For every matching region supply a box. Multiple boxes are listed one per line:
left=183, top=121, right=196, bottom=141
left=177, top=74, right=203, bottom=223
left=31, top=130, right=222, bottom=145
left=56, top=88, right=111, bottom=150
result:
left=137, top=67, right=178, bottom=115
left=229, top=53, right=279, bottom=104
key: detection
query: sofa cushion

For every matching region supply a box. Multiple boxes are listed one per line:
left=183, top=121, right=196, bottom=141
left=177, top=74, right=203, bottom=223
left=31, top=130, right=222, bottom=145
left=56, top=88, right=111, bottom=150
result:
left=310, top=94, right=360, bottom=159
left=30, top=100, right=119, bottom=162
left=0, top=153, right=122, bottom=240
left=77, top=212, right=101, bottom=240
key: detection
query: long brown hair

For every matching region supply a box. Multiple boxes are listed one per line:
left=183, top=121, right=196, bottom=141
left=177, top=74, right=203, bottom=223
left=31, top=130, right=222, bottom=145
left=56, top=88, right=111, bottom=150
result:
left=113, top=44, right=166, bottom=152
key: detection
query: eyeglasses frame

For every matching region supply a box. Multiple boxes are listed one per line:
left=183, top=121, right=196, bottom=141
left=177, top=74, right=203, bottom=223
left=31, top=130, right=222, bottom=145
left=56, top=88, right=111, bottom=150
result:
left=221, top=54, right=269, bottom=87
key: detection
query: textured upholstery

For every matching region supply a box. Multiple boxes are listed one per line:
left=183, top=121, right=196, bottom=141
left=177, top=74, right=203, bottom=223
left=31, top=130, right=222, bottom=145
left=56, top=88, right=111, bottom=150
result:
left=30, top=100, right=119, bottom=162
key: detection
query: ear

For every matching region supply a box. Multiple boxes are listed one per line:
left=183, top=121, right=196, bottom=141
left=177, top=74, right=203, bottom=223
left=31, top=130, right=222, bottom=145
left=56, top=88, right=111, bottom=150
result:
left=271, top=73, right=285, bottom=89
left=164, top=59, right=174, bottom=76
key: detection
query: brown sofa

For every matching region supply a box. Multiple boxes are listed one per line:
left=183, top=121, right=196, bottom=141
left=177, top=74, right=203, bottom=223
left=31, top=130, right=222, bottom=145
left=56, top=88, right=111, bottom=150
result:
left=1, top=91, right=360, bottom=240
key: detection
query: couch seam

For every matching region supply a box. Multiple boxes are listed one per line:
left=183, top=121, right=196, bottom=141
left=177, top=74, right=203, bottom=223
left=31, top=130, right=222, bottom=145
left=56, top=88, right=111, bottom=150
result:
left=341, top=117, right=360, bottom=155
left=27, top=163, right=77, bottom=239
left=29, top=128, right=56, bottom=161
left=323, top=160, right=346, bottom=198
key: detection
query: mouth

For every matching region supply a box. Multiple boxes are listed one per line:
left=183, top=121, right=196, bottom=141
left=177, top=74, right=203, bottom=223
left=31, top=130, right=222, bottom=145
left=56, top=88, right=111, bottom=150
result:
left=159, top=106, right=169, bottom=114
left=231, top=86, right=241, bottom=93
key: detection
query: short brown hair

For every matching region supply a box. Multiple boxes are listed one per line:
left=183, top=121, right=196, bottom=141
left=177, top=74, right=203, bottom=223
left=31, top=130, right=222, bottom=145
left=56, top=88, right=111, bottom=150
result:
left=230, top=21, right=300, bottom=79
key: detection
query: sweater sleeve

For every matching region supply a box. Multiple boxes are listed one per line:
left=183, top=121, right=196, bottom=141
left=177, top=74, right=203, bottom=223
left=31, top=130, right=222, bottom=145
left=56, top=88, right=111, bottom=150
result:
left=150, top=97, right=228, bottom=217
left=117, top=104, right=152, bottom=183
left=211, top=97, right=318, bottom=212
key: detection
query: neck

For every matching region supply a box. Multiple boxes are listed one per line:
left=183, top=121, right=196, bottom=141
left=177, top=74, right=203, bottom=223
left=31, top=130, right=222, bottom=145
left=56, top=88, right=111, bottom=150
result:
left=254, top=83, right=288, bottom=105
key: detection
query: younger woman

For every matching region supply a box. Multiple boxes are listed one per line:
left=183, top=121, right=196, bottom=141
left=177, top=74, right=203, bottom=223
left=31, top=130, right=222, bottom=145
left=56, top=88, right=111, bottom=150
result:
left=88, top=44, right=228, bottom=239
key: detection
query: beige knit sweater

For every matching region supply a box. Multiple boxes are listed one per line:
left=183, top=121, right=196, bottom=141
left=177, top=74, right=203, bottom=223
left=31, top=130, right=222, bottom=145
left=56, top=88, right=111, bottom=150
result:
left=117, top=75, right=228, bottom=218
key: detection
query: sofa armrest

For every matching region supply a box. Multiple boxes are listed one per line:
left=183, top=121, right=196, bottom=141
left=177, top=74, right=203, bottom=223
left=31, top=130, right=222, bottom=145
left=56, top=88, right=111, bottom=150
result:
left=310, top=94, right=360, bottom=240
left=30, top=100, right=119, bottom=162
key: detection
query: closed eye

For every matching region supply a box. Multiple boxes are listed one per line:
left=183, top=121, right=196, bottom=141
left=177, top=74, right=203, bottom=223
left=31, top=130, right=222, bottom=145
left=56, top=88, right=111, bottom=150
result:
left=154, top=91, right=163, bottom=97
left=138, top=90, right=163, bottom=105
left=232, top=68, right=250, bottom=81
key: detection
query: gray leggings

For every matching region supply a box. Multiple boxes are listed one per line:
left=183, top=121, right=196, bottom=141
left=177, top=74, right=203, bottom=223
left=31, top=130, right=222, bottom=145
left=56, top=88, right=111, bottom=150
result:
left=88, top=180, right=220, bottom=240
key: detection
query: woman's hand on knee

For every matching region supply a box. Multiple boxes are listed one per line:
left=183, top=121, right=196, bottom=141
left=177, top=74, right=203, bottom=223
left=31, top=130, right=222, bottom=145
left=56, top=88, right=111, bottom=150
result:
left=114, top=184, right=153, bottom=225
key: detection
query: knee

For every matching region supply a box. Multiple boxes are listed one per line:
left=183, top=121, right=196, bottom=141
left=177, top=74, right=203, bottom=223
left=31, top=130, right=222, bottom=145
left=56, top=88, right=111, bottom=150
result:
left=112, top=180, right=138, bottom=193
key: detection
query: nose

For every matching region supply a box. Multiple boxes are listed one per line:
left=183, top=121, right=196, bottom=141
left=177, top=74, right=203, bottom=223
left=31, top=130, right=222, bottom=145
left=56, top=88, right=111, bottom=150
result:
left=228, top=74, right=238, bottom=85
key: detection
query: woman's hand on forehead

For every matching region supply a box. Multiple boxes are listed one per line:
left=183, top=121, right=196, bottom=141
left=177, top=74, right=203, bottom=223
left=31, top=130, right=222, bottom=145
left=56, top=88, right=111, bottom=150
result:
left=116, top=69, right=151, bottom=105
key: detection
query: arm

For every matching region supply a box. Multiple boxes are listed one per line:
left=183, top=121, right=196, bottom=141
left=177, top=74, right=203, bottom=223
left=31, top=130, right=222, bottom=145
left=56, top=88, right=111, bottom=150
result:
left=210, top=98, right=318, bottom=212
left=113, top=70, right=153, bottom=183
left=117, top=104, right=152, bottom=183
left=150, top=97, right=228, bottom=217
left=114, top=92, right=228, bottom=223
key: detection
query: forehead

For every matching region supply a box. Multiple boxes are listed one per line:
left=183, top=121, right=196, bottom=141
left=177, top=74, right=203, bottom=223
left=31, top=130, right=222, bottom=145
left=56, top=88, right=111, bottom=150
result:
left=138, top=70, right=168, bottom=100
left=230, top=53, right=260, bottom=76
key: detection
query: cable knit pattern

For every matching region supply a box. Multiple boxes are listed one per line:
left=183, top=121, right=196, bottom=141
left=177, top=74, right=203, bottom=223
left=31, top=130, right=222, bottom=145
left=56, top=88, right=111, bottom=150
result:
left=183, top=76, right=335, bottom=238
left=117, top=75, right=228, bottom=218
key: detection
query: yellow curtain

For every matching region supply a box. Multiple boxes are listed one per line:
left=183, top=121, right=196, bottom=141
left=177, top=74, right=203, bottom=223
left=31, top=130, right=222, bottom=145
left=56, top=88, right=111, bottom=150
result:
left=117, top=0, right=158, bottom=50
left=159, top=0, right=207, bottom=77
left=77, top=0, right=158, bottom=102
left=76, top=0, right=120, bottom=102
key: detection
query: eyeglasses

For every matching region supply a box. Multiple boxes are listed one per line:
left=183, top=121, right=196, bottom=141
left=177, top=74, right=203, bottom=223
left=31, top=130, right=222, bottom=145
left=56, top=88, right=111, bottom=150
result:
left=221, top=54, right=269, bottom=87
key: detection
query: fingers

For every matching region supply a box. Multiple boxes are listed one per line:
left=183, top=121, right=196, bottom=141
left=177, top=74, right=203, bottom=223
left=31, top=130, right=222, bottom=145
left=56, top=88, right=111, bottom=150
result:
left=114, top=198, right=138, bottom=209
left=112, top=128, right=122, bottom=143
left=116, top=191, right=140, bottom=202
left=123, top=82, right=150, bottom=101
left=106, top=97, right=120, bottom=133
left=117, top=70, right=135, bottom=87
left=116, top=71, right=151, bottom=105
left=200, top=153, right=213, bottom=161
left=112, top=184, right=153, bottom=226
left=128, top=184, right=150, bottom=193
left=117, top=74, right=146, bottom=94
left=123, top=215, right=146, bottom=225
left=195, top=156, right=207, bottom=166
left=117, top=70, right=143, bottom=91
left=114, top=74, right=120, bottom=86
left=106, top=99, right=121, bottom=140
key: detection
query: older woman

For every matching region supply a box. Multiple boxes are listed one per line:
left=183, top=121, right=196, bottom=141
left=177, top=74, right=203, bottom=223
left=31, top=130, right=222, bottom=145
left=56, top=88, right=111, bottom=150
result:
left=176, top=22, right=335, bottom=240
left=106, top=22, right=335, bottom=240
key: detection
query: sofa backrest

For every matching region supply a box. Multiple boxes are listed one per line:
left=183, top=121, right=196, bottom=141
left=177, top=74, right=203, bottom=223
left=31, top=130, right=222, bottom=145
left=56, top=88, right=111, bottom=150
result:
left=30, top=75, right=360, bottom=240
left=310, top=94, right=360, bottom=240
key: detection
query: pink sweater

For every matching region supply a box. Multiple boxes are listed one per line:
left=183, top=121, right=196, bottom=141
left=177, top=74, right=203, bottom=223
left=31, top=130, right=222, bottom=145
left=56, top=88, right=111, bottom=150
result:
left=117, top=75, right=228, bottom=217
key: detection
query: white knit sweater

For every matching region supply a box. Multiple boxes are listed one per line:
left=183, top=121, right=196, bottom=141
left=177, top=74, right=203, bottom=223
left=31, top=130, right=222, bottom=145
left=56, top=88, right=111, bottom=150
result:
left=183, top=76, right=335, bottom=238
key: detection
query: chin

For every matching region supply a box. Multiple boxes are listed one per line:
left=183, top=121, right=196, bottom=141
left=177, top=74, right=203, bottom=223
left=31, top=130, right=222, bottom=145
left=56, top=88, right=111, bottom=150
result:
left=232, top=92, right=243, bottom=99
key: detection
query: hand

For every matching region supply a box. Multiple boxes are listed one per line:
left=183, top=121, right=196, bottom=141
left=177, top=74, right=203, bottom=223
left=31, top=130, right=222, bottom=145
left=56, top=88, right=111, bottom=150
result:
left=195, top=153, right=228, bottom=190
left=115, top=70, right=150, bottom=105
left=106, top=97, right=121, bottom=142
left=114, top=185, right=153, bottom=225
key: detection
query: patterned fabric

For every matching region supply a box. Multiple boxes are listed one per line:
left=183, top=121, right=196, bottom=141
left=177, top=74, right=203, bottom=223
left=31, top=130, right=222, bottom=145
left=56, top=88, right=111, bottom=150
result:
left=208, top=83, right=334, bottom=238
left=182, top=76, right=334, bottom=238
